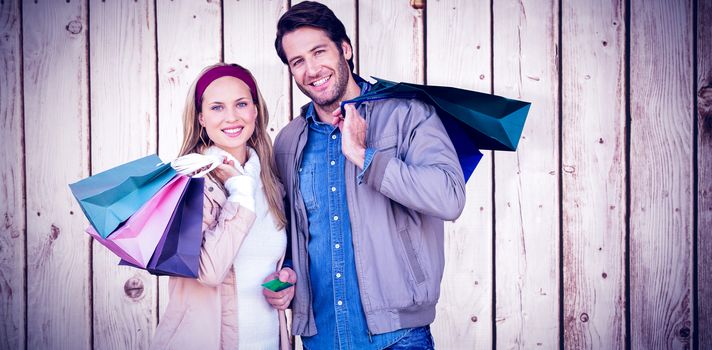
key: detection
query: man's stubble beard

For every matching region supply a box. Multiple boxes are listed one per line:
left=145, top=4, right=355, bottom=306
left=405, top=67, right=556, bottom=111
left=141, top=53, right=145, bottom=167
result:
left=298, top=56, right=351, bottom=113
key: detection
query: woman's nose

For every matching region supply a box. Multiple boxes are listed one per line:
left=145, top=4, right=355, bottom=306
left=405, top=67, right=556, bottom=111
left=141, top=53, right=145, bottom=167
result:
left=225, top=107, right=240, bottom=122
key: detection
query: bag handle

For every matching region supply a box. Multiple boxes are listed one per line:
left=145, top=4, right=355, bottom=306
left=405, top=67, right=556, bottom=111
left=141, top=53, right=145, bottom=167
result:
left=171, top=153, right=223, bottom=178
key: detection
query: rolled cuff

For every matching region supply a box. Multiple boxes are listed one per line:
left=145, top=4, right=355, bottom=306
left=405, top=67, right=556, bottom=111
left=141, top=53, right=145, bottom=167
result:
left=356, top=147, right=377, bottom=184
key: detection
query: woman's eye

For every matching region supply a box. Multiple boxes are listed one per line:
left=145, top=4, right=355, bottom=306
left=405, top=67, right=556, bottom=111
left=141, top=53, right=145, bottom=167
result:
left=210, top=105, right=223, bottom=111
left=237, top=102, right=248, bottom=108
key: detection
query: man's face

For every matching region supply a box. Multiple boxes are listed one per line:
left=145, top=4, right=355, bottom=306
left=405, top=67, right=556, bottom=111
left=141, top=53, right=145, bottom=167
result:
left=281, top=26, right=352, bottom=109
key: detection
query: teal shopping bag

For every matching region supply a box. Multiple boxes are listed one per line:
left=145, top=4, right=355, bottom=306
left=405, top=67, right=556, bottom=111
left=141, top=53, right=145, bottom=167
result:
left=69, top=155, right=176, bottom=238
left=342, top=77, right=531, bottom=181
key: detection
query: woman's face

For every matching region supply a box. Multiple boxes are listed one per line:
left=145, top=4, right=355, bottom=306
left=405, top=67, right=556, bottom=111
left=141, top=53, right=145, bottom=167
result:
left=199, top=76, right=257, bottom=159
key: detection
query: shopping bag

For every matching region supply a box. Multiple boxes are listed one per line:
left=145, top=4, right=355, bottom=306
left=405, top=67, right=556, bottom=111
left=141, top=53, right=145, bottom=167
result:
left=69, top=154, right=176, bottom=238
left=342, top=77, right=531, bottom=181
left=120, top=177, right=205, bottom=278
left=86, top=175, right=190, bottom=267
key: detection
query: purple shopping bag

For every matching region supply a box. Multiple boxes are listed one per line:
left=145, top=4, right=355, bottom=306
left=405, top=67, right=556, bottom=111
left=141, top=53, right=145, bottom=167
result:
left=88, top=175, right=189, bottom=267
left=120, top=177, right=204, bottom=278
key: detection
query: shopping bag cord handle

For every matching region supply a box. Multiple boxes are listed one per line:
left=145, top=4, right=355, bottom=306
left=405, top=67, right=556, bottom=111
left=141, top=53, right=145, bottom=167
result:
left=171, top=153, right=223, bottom=178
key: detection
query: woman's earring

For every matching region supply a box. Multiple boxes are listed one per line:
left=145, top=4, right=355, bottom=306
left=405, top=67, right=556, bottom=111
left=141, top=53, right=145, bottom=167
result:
left=199, top=127, right=208, bottom=147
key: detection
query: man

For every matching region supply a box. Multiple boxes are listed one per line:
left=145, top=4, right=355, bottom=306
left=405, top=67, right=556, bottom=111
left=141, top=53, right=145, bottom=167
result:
left=266, top=2, right=466, bottom=348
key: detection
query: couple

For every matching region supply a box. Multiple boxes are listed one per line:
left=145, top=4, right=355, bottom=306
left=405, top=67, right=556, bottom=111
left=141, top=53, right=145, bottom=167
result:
left=151, top=2, right=466, bottom=349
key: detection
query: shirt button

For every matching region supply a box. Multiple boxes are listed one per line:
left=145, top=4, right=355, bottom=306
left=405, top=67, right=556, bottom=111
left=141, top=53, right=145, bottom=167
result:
left=337, top=300, right=343, bottom=306
left=331, top=186, right=336, bottom=192
left=335, top=243, right=341, bottom=249
left=331, top=135, right=337, bottom=140
left=330, top=160, right=336, bottom=166
left=333, top=215, right=339, bottom=221
left=336, top=273, right=342, bottom=278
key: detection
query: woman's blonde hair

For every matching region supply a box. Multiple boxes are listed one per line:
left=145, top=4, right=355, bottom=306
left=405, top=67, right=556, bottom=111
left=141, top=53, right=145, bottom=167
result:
left=178, top=63, right=286, bottom=229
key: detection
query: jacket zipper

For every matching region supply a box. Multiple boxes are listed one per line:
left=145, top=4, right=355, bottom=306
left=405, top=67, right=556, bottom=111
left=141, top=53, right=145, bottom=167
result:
left=293, top=123, right=313, bottom=318
left=343, top=102, right=379, bottom=338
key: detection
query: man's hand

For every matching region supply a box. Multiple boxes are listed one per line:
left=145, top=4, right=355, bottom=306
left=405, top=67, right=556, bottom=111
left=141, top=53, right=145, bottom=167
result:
left=331, top=104, right=366, bottom=169
left=262, top=267, right=297, bottom=310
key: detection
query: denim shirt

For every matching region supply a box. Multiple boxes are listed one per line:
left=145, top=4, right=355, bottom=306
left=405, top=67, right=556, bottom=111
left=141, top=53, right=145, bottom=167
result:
left=299, top=85, right=408, bottom=350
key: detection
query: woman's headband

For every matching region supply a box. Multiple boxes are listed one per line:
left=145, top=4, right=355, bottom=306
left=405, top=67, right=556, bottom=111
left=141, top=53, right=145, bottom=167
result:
left=194, top=64, right=258, bottom=110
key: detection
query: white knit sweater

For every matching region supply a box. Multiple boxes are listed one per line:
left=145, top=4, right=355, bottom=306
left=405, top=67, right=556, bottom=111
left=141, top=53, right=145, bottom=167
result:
left=211, top=147, right=286, bottom=349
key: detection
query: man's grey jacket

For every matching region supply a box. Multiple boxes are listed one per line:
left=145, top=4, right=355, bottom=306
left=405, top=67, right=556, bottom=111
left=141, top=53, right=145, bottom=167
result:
left=273, top=97, right=466, bottom=337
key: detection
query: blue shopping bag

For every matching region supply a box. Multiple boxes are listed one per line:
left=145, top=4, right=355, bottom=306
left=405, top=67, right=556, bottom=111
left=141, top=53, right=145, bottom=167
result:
left=69, top=154, right=176, bottom=238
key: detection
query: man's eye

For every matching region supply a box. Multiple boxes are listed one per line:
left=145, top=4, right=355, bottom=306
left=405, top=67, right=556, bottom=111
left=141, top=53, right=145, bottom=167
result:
left=291, top=59, right=303, bottom=68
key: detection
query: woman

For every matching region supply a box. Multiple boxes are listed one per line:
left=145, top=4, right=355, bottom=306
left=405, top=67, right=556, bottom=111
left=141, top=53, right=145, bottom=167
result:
left=150, top=63, right=294, bottom=349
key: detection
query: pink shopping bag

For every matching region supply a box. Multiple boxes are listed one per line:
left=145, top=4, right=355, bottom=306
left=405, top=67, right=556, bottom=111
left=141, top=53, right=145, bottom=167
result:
left=87, top=175, right=190, bottom=267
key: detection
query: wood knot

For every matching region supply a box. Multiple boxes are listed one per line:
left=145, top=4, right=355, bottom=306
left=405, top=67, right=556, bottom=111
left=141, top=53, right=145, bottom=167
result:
left=470, top=316, right=478, bottom=322
left=699, top=86, right=712, bottom=135
left=124, top=278, right=144, bottom=299
left=579, top=313, right=589, bottom=322
left=50, top=225, right=60, bottom=241
left=409, top=0, right=425, bottom=10
left=66, top=20, right=83, bottom=35
left=678, top=326, right=690, bottom=338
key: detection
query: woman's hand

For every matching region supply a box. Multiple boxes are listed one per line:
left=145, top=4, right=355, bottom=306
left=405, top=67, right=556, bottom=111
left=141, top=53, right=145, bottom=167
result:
left=212, top=157, right=241, bottom=185
left=262, top=267, right=297, bottom=310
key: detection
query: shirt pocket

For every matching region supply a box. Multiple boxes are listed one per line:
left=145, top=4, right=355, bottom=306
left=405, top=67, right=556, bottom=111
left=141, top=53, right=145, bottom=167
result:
left=298, top=163, right=318, bottom=211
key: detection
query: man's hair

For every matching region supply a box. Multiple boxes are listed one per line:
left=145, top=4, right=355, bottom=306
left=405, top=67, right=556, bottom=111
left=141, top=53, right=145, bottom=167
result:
left=275, top=1, right=354, bottom=72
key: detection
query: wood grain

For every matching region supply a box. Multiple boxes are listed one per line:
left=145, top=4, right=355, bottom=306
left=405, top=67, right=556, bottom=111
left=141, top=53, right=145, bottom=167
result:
left=426, top=0, right=493, bottom=348
left=88, top=1, right=158, bottom=348
left=0, top=1, right=25, bottom=349
left=561, top=0, right=626, bottom=349
left=629, top=0, right=694, bottom=348
left=358, top=0, right=423, bottom=83
left=697, top=0, right=712, bottom=347
left=22, top=1, right=91, bottom=348
left=493, top=0, right=561, bottom=348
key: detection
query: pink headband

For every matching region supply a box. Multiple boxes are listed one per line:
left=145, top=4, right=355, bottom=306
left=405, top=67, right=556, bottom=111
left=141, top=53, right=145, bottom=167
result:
left=194, top=64, right=258, bottom=109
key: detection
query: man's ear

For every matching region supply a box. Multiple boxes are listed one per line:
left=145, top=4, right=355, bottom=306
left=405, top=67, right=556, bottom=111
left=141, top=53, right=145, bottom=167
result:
left=341, top=40, right=353, bottom=61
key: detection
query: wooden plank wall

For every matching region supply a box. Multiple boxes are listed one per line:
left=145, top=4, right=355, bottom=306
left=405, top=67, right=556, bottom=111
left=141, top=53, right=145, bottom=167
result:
left=0, top=1, right=24, bottom=349
left=428, top=1, right=493, bottom=348
left=697, top=0, right=712, bottom=348
left=630, top=1, right=694, bottom=348
left=493, top=0, right=560, bottom=348
left=89, top=1, right=158, bottom=348
left=562, top=0, right=626, bottom=349
left=0, top=1, right=709, bottom=349
left=22, top=1, right=91, bottom=349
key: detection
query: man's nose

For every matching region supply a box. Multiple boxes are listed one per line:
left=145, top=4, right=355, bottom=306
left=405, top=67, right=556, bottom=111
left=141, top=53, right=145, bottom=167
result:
left=305, top=59, right=320, bottom=77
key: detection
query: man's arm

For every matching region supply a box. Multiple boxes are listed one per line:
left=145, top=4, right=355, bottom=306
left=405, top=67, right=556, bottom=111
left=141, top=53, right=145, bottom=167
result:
left=342, top=101, right=467, bottom=220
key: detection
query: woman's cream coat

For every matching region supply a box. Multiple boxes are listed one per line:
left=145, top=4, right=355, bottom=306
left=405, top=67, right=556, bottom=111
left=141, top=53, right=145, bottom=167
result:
left=149, top=175, right=290, bottom=350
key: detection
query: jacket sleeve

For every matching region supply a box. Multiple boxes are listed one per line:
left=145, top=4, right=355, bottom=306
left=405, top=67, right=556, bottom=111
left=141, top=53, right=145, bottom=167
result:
left=362, top=101, right=466, bottom=220
left=196, top=192, right=256, bottom=287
